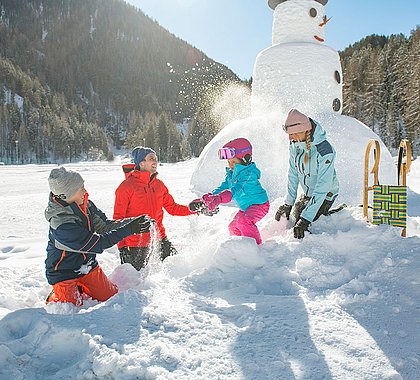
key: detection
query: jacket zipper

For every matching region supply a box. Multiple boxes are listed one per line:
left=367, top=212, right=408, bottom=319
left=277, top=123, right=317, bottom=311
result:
left=54, top=250, right=66, bottom=271
left=295, top=145, right=310, bottom=195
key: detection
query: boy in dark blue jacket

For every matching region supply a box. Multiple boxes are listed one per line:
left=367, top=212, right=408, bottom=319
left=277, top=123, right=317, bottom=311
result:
left=45, top=167, right=150, bottom=305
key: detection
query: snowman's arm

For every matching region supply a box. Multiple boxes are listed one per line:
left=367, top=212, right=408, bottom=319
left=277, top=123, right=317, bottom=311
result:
left=301, top=150, right=336, bottom=222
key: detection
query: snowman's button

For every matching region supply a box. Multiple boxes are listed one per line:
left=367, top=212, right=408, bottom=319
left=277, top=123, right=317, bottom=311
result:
left=309, top=8, right=317, bottom=18
left=333, top=98, right=341, bottom=112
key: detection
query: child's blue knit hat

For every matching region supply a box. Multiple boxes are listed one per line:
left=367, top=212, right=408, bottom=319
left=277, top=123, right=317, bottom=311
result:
left=132, top=146, right=156, bottom=168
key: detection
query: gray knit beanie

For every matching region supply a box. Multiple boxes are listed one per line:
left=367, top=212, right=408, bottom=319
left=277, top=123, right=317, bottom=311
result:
left=48, top=167, right=84, bottom=200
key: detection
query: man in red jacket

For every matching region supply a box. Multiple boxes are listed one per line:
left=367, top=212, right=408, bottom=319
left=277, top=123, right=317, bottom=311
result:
left=113, top=146, right=195, bottom=270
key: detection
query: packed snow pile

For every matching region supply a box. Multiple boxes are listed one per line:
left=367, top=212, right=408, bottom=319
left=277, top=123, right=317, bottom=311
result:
left=190, top=112, right=396, bottom=208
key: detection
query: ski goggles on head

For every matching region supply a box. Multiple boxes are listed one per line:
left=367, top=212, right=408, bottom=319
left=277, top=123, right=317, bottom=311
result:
left=218, top=146, right=251, bottom=160
left=282, top=122, right=302, bottom=132
left=218, top=147, right=236, bottom=160
left=282, top=120, right=312, bottom=134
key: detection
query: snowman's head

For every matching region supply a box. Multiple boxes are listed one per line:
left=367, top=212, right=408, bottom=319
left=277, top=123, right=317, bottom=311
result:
left=270, top=0, right=330, bottom=45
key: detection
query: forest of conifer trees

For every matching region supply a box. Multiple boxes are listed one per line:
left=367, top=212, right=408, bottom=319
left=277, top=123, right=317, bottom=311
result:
left=341, top=30, right=420, bottom=155
left=0, top=0, right=238, bottom=164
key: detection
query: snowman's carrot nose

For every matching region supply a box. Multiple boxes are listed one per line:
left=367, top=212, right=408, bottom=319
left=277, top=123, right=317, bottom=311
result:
left=319, top=16, right=331, bottom=27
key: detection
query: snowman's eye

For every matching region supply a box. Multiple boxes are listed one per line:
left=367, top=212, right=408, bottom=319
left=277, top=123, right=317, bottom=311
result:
left=309, top=8, right=317, bottom=18
left=334, top=70, right=341, bottom=84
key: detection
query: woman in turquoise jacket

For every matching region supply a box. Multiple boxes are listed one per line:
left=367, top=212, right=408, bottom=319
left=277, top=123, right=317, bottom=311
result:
left=191, top=138, right=269, bottom=245
left=275, top=109, right=339, bottom=239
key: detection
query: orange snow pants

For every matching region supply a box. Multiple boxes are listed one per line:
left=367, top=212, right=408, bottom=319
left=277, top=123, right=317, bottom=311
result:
left=47, top=266, right=118, bottom=306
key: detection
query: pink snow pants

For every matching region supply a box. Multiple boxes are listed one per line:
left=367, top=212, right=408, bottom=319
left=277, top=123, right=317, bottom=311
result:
left=228, top=201, right=270, bottom=245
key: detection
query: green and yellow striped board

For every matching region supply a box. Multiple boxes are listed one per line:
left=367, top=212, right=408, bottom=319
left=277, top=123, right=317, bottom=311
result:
left=373, top=185, right=407, bottom=227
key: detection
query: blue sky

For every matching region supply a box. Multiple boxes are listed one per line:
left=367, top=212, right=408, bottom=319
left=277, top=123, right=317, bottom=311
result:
left=126, top=0, right=420, bottom=79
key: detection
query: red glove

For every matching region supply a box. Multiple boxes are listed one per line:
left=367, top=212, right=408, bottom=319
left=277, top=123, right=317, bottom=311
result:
left=202, top=190, right=232, bottom=212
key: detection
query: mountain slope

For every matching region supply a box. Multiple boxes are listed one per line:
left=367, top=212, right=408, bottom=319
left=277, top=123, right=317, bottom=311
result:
left=0, top=0, right=240, bottom=142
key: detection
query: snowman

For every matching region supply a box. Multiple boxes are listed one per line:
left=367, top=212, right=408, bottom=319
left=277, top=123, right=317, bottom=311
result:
left=252, top=0, right=341, bottom=116
left=191, top=0, right=395, bottom=209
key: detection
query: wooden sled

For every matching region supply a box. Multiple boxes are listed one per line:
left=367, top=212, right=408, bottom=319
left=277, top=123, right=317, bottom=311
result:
left=363, top=139, right=411, bottom=237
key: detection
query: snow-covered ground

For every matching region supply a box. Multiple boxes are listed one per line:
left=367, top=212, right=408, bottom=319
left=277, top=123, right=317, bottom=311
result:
left=0, top=158, right=419, bottom=379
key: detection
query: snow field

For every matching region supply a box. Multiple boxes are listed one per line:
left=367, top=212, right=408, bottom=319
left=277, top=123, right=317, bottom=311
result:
left=0, top=159, right=419, bottom=379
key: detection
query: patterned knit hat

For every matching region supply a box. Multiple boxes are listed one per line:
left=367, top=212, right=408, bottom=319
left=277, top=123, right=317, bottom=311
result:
left=48, top=167, right=84, bottom=200
left=132, top=146, right=156, bottom=168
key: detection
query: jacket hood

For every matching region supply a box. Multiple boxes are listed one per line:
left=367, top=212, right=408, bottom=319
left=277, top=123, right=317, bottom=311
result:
left=122, top=163, right=136, bottom=179
left=311, top=120, right=327, bottom=145
left=45, top=193, right=79, bottom=230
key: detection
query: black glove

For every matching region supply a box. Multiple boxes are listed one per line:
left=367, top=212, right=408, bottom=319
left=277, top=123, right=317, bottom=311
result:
left=189, top=199, right=219, bottom=216
left=275, top=204, right=292, bottom=221
left=293, top=217, right=310, bottom=239
left=129, top=215, right=152, bottom=234
left=188, top=199, right=205, bottom=212
left=200, top=205, right=219, bottom=216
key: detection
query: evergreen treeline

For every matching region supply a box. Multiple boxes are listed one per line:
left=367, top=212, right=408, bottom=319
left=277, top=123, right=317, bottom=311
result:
left=0, top=57, right=109, bottom=164
left=340, top=28, right=420, bottom=155
left=0, top=0, right=239, bottom=163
